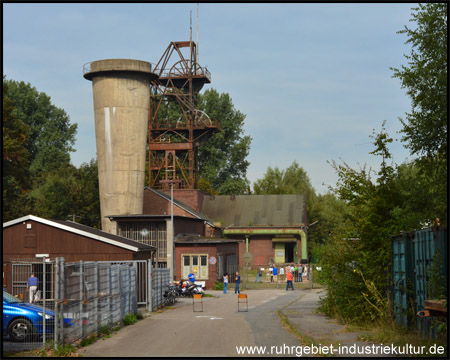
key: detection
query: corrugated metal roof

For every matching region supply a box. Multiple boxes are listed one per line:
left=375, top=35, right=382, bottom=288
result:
left=201, top=195, right=306, bottom=227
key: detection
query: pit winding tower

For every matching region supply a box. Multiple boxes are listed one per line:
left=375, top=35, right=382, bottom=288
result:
left=148, top=41, right=220, bottom=190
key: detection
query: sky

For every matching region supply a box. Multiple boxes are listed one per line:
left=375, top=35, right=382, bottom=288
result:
left=3, top=3, right=417, bottom=194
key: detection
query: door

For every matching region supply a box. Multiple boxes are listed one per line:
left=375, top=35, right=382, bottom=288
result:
left=274, top=243, right=285, bottom=264
left=12, top=263, right=32, bottom=299
left=285, top=242, right=295, bottom=263
left=200, top=256, right=208, bottom=278
left=182, top=256, right=190, bottom=279
left=191, top=256, right=199, bottom=279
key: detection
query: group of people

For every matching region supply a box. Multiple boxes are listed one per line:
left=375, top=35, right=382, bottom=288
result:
left=222, top=264, right=309, bottom=294
left=222, top=272, right=241, bottom=294
left=266, top=264, right=309, bottom=283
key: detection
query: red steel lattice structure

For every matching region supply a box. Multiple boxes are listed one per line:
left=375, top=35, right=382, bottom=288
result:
left=148, top=41, right=220, bottom=190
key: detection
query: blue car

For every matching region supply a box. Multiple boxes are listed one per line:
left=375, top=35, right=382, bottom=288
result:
left=3, top=291, right=70, bottom=342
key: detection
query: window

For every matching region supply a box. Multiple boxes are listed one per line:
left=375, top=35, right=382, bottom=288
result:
left=182, top=254, right=209, bottom=280
left=117, top=221, right=167, bottom=259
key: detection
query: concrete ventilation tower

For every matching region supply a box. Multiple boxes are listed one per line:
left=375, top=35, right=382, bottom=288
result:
left=83, top=59, right=158, bottom=233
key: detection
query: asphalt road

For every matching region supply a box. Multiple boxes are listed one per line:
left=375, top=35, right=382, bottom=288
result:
left=77, top=289, right=303, bottom=357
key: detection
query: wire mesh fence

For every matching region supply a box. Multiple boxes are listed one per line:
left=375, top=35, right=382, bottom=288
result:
left=4, top=257, right=173, bottom=352
left=151, top=268, right=170, bottom=309
left=4, top=258, right=142, bottom=351
left=57, top=259, right=138, bottom=344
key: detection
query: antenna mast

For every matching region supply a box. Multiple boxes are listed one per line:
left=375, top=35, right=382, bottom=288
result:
left=197, top=3, right=199, bottom=64
left=190, top=11, right=193, bottom=60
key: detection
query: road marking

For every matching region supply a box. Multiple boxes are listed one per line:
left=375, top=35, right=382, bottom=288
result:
left=195, top=316, right=223, bottom=320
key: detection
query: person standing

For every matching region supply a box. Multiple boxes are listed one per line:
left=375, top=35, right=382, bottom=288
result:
left=255, top=270, right=262, bottom=283
left=234, top=272, right=241, bottom=294
left=188, top=272, right=195, bottom=284
left=298, top=264, right=304, bottom=282
left=223, top=273, right=229, bottom=294
left=272, top=266, right=278, bottom=282
left=266, top=268, right=271, bottom=282
left=27, top=273, right=39, bottom=303
left=286, top=270, right=294, bottom=291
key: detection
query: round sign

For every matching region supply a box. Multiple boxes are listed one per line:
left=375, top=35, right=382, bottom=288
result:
left=209, top=257, right=216, bottom=265
left=242, top=252, right=253, bottom=263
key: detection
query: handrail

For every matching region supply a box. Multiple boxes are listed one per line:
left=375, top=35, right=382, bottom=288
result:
left=82, top=61, right=158, bottom=76
left=83, top=62, right=91, bottom=75
left=156, top=65, right=211, bottom=81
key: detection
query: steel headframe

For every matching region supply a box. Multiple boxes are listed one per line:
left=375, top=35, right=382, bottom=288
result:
left=148, top=41, right=220, bottom=190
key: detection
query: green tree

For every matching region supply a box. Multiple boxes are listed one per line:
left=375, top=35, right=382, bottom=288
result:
left=316, top=124, right=402, bottom=323
left=2, top=76, right=33, bottom=220
left=29, top=160, right=100, bottom=227
left=390, top=160, right=440, bottom=231
left=197, top=89, right=252, bottom=195
left=2, top=77, right=101, bottom=224
left=391, top=3, right=447, bottom=225
left=72, top=159, right=101, bottom=228
left=4, top=79, right=77, bottom=179
left=308, top=192, right=348, bottom=247
left=253, top=161, right=316, bottom=210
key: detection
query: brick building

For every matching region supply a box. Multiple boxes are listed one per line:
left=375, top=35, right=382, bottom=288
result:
left=2, top=215, right=155, bottom=295
left=200, top=194, right=308, bottom=267
left=174, top=234, right=242, bottom=289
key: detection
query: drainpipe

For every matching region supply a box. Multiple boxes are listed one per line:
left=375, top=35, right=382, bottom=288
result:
left=223, top=228, right=308, bottom=261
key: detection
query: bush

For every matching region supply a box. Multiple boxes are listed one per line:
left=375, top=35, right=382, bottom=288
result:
left=136, top=311, right=144, bottom=320
left=98, top=325, right=112, bottom=336
left=80, top=335, right=98, bottom=347
left=212, top=281, right=225, bottom=290
left=54, top=343, right=76, bottom=356
left=122, top=313, right=137, bottom=326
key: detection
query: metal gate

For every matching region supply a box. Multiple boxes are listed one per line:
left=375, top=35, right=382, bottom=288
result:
left=97, top=260, right=150, bottom=308
left=10, top=259, right=55, bottom=304
left=151, top=268, right=170, bottom=309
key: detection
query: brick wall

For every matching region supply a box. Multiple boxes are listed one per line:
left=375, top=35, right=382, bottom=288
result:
left=161, top=189, right=208, bottom=213
left=248, top=237, right=274, bottom=266
left=175, top=242, right=239, bottom=289
left=143, top=188, right=200, bottom=218
left=175, top=244, right=217, bottom=289
left=174, top=218, right=204, bottom=236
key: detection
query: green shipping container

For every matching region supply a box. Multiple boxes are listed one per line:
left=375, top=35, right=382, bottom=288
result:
left=413, top=227, right=447, bottom=336
left=391, top=232, right=414, bottom=328
left=391, top=227, right=447, bottom=337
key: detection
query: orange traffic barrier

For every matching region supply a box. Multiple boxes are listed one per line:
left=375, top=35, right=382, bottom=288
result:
left=193, top=294, right=203, bottom=312
left=238, top=294, right=248, bottom=312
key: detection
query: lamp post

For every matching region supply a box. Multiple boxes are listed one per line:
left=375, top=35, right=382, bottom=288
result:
left=306, top=220, right=319, bottom=290
left=36, top=254, right=49, bottom=346
left=160, top=178, right=181, bottom=284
